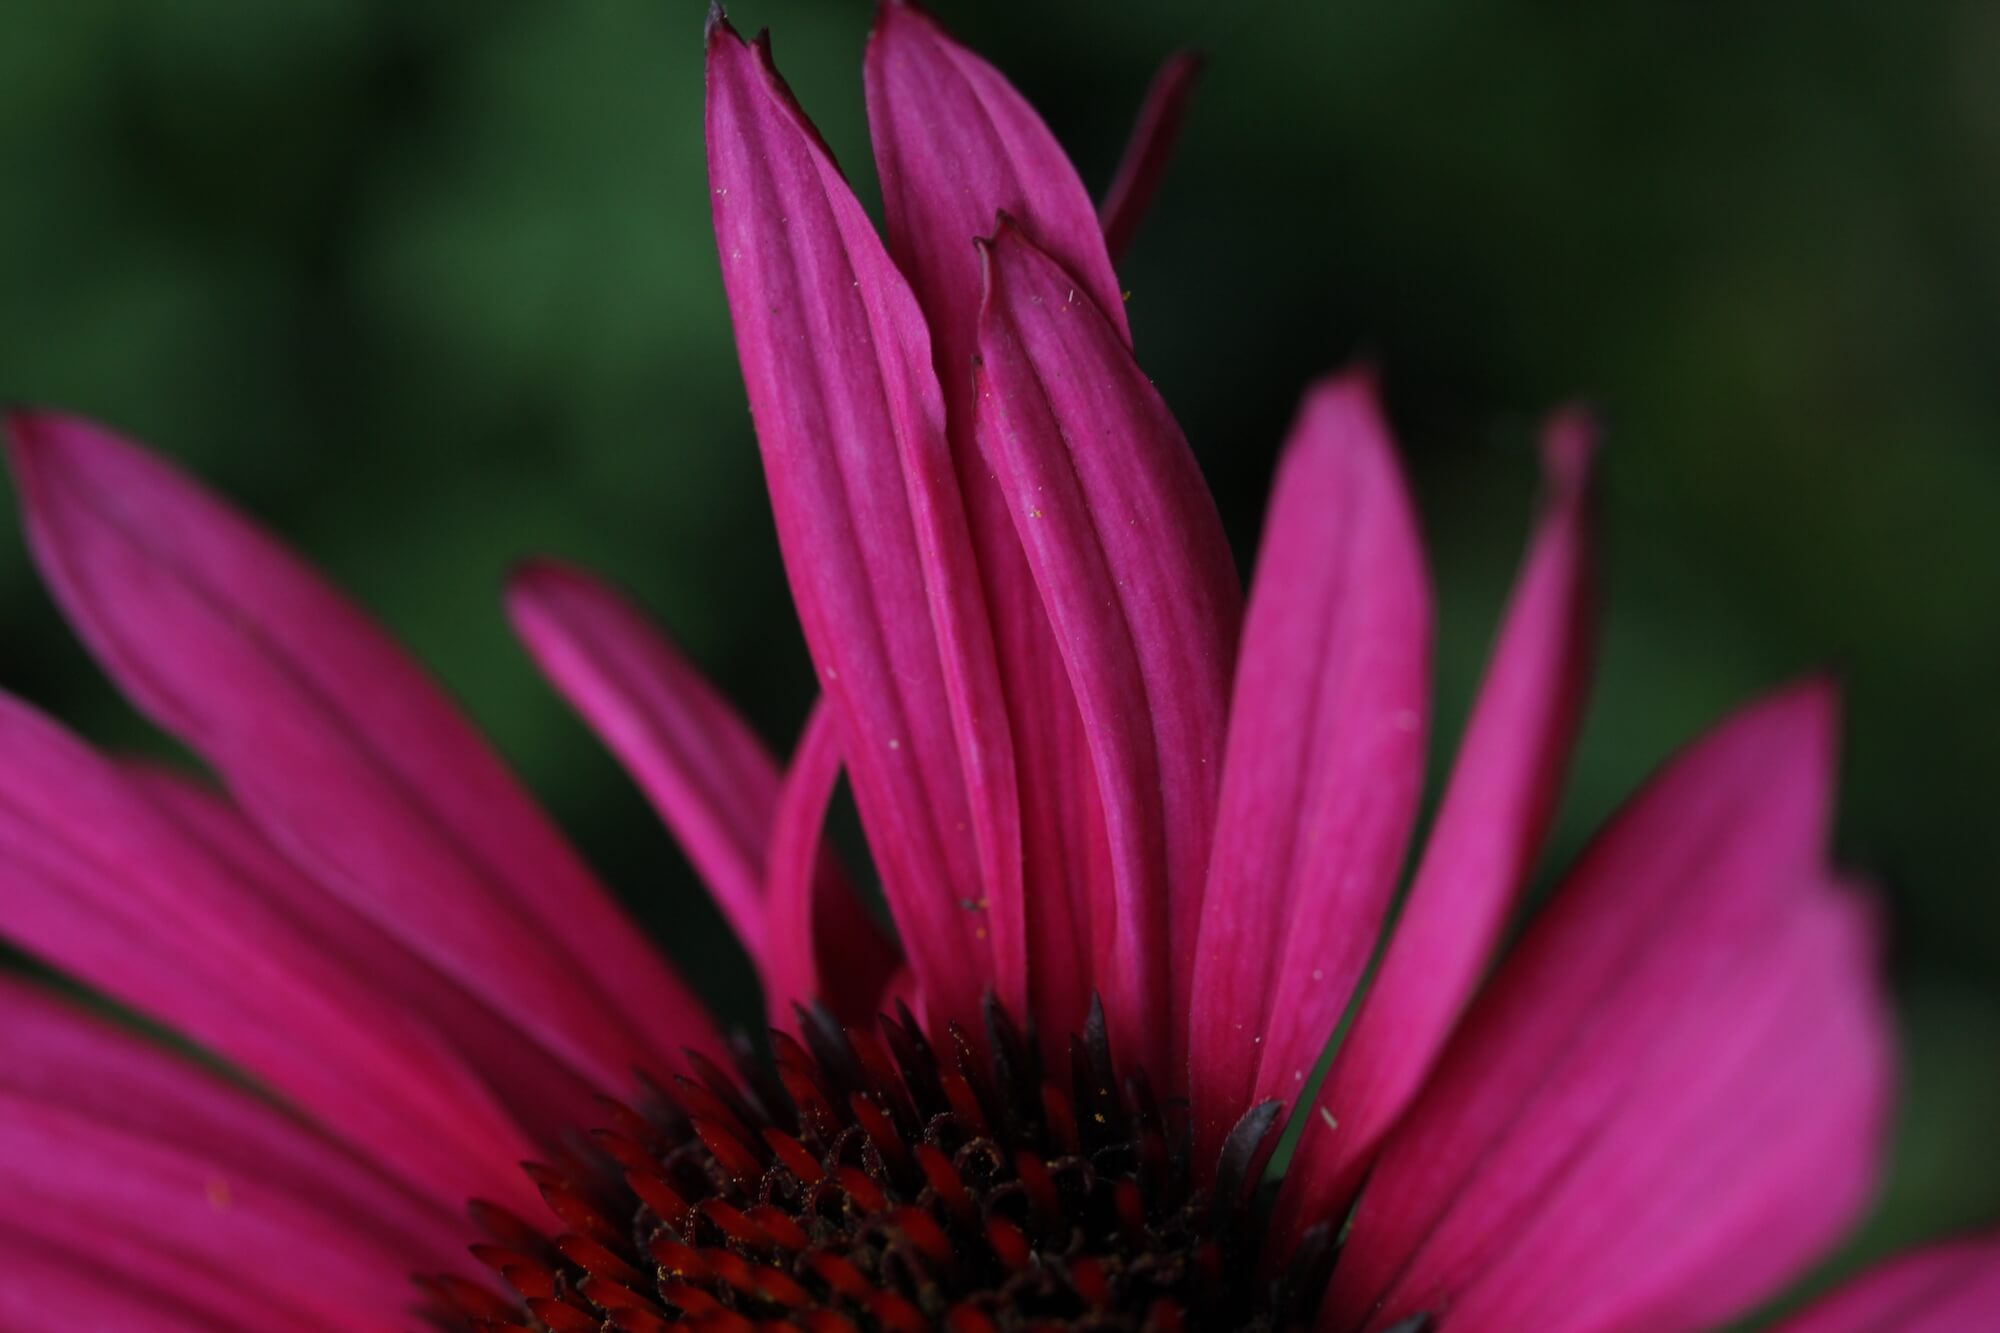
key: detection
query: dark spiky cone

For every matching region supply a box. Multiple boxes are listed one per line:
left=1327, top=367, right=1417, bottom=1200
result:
left=425, top=998, right=1337, bottom=1332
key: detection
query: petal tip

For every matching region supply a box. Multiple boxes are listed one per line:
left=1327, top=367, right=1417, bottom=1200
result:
left=1540, top=404, right=1599, bottom=492
left=1297, top=364, right=1388, bottom=437
left=704, top=1, right=733, bottom=45
left=503, top=555, right=574, bottom=598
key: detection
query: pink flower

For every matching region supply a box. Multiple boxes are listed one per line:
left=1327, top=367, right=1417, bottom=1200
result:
left=0, top=3, right=1988, bottom=1329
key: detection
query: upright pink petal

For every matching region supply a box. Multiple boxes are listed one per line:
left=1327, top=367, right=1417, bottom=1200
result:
left=0, top=691, right=546, bottom=1216
left=1186, top=374, right=1430, bottom=1162
left=764, top=698, right=900, bottom=1025
left=1776, top=1233, right=2000, bottom=1332
left=866, top=0, right=1128, bottom=1040
left=867, top=0, right=1129, bottom=375
left=706, top=18, right=1021, bottom=1031
left=1098, top=51, right=1204, bottom=262
left=1279, top=410, right=1595, bottom=1224
left=1322, top=683, right=1894, bottom=1333
left=3, top=410, right=720, bottom=1092
left=506, top=558, right=785, bottom=969
left=0, top=976, right=468, bottom=1331
left=973, top=220, right=1242, bottom=1079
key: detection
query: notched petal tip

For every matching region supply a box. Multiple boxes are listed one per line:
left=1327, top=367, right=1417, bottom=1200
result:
left=704, top=1, right=735, bottom=46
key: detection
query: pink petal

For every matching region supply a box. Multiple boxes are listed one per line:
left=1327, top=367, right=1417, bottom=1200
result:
left=506, top=558, right=784, bottom=969
left=867, top=0, right=1128, bottom=367
left=0, top=976, right=468, bottom=1330
left=3, top=409, right=720, bottom=1091
left=1423, top=881, right=1891, bottom=1332
left=0, top=1228, right=280, bottom=1333
left=1186, top=373, right=1430, bottom=1162
left=0, top=690, right=546, bottom=1216
left=1322, top=682, right=1894, bottom=1333
left=1098, top=51, right=1204, bottom=262
left=120, top=759, right=605, bottom=1153
left=764, top=697, right=900, bottom=1025
left=1278, top=409, right=1594, bottom=1227
left=1776, top=1233, right=2000, bottom=1332
left=865, top=0, right=1129, bottom=1039
left=973, top=220, right=1242, bottom=1079
left=706, top=17, right=1021, bottom=1031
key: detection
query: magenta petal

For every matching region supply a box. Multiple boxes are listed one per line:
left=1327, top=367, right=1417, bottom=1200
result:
left=507, top=558, right=783, bottom=969
left=1776, top=1233, right=2000, bottom=1332
left=865, top=4, right=1133, bottom=1044
left=3, top=410, right=720, bottom=1092
left=867, top=0, right=1128, bottom=366
left=764, top=698, right=900, bottom=1026
left=0, top=690, right=548, bottom=1216
left=0, top=976, right=469, bottom=1330
left=1322, top=683, right=1893, bottom=1333
left=1279, top=409, right=1594, bottom=1224
left=1186, top=373, right=1430, bottom=1161
left=707, top=20, right=1022, bottom=1030
left=973, top=221, right=1242, bottom=1079
left=1098, top=51, right=1204, bottom=262
left=118, top=759, right=606, bottom=1154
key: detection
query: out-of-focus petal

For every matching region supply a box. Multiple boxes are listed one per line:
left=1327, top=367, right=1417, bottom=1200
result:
left=506, top=558, right=783, bottom=968
left=706, top=17, right=1021, bottom=1032
left=1322, top=683, right=1894, bottom=1333
left=118, top=760, right=605, bottom=1152
left=1280, top=410, right=1594, bottom=1223
left=973, top=220, right=1242, bottom=1079
left=3, top=409, right=720, bottom=1091
left=1775, top=1232, right=2000, bottom=1332
left=764, top=697, right=900, bottom=1025
left=1187, top=373, right=1430, bottom=1162
left=865, top=1, right=1127, bottom=1041
left=0, top=976, right=467, bottom=1331
left=1098, top=51, right=1204, bottom=262
left=0, top=690, right=545, bottom=1216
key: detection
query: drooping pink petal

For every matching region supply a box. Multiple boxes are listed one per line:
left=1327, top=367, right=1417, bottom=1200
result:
left=1321, top=682, right=1894, bottom=1333
left=764, top=697, right=900, bottom=1025
left=0, top=1227, right=270, bottom=1333
left=973, top=220, right=1242, bottom=1079
left=0, top=690, right=545, bottom=1216
left=1098, top=51, right=1204, bottom=262
left=1186, top=373, right=1430, bottom=1162
left=506, top=558, right=786, bottom=969
left=1776, top=1232, right=2000, bottom=1332
left=0, top=975, right=469, bottom=1331
left=706, top=16, right=1021, bottom=1031
left=866, top=0, right=1129, bottom=1040
left=119, top=758, right=607, bottom=1154
left=1414, top=881, right=1890, bottom=1332
left=3, top=409, right=721, bottom=1092
left=1278, top=409, right=1595, bottom=1224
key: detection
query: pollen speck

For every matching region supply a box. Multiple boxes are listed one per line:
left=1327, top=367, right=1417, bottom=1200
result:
left=1320, top=1108, right=1339, bottom=1132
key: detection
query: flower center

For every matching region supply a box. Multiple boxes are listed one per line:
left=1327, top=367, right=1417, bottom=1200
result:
left=430, top=999, right=1341, bottom=1331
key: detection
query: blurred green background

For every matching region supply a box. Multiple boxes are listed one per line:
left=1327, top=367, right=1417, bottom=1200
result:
left=2, top=0, right=1995, bottom=1309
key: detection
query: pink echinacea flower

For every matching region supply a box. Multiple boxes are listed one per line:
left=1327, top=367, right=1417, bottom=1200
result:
left=2, top=4, right=1993, bottom=1330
